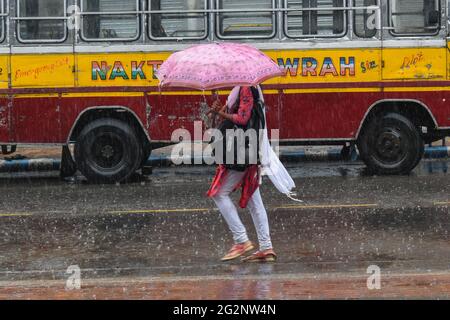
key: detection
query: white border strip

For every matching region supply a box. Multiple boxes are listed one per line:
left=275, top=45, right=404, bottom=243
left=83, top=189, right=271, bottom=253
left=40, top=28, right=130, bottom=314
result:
left=0, top=39, right=445, bottom=55
left=11, top=46, right=73, bottom=54
left=74, top=39, right=446, bottom=54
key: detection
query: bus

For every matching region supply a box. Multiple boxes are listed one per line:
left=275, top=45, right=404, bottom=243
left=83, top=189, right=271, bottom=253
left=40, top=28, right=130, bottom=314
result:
left=0, top=0, right=449, bottom=183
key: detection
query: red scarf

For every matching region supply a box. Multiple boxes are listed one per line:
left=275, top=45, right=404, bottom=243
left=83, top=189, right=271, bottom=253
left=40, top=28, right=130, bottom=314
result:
left=207, top=165, right=260, bottom=208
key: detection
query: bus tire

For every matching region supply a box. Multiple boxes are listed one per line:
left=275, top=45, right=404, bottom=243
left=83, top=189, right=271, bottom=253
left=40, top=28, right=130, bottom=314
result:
left=357, top=113, right=424, bottom=175
left=74, top=118, right=142, bottom=183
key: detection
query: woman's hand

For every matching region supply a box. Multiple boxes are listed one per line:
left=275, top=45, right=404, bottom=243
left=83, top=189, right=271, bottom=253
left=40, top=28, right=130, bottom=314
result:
left=208, top=100, right=226, bottom=115
left=211, top=100, right=222, bottom=111
left=206, top=99, right=235, bottom=122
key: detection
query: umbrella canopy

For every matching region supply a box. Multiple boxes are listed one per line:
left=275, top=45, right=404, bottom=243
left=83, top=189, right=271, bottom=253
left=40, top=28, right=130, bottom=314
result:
left=156, top=43, right=284, bottom=90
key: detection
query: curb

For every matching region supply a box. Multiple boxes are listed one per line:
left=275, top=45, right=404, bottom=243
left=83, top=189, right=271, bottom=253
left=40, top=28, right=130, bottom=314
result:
left=423, top=146, right=450, bottom=159
left=1, top=146, right=449, bottom=173
left=0, top=158, right=60, bottom=173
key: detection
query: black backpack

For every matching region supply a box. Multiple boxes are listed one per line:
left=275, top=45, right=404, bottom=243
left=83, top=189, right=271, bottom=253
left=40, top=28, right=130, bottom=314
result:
left=214, top=87, right=266, bottom=171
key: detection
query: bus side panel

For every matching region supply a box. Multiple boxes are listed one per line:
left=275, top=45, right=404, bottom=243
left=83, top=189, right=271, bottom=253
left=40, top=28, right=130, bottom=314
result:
left=0, top=53, right=10, bottom=143
left=59, top=94, right=149, bottom=143
left=281, top=88, right=450, bottom=140
left=0, top=97, right=9, bottom=143
left=10, top=54, right=75, bottom=88
left=11, top=96, right=63, bottom=143
left=146, top=91, right=281, bottom=142
left=147, top=93, right=212, bottom=142
left=281, top=91, right=382, bottom=139
left=261, top=92, right=281, bottom=137
left=382, top=47, right=446, bottom=80
left=383, top=90, right=449, bottom=128
left=77, top=53, right=166, bottom=88
left=448, top=41, right=450, bottom=80
left=9, top=53, right=75, bottom=143
left=273, top=48, right=381, bottom=140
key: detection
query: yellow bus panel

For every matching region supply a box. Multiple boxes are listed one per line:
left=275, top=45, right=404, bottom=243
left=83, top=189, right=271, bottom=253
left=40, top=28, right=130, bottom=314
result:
left=76, top=53, right=170, bottom=87
left=11, top=54, right=75, bottom=88
left=382, top=48, right=446, bottom=80
left=0, top=55, right=8, bottom=89
left=75, top=49, right=381, bottom=88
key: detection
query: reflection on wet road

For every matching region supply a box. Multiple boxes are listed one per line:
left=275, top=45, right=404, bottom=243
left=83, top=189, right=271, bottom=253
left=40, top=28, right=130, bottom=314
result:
left=0, top=160, right=449, bottom=299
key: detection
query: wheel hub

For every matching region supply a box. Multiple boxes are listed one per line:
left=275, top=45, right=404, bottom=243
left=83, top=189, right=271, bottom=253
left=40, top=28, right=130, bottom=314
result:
left=101, top=145, right=115, bottom=159
left=376, top=131, right=401, bottom=157
left=91, top=134, right=125, bottom=169
left=374, top=127, right=406, bottom=163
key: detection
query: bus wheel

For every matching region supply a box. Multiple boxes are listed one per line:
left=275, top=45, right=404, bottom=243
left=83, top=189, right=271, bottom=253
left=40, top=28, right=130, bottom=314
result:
left=74, top=118, right=142, bottom=183
left=357, top=113, right=424, bottom=175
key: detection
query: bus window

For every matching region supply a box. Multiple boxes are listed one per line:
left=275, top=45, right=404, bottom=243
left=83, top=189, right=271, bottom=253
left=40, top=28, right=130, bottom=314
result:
left=284, top=0, right=346, bottom=38
left=17, top=0, right=67, bottom=43
left=80, top=0, right=140, bottom=41
left=353, top=0, right=377, bottom=38
left=0, top=0, right=5, bottom=42
left=216, top=0, right=276, bottom=39
left=448, top=0, right=450, bottom=35
left=148, top=0, right=208, bottom=40
left=389, top=0, right=440, bottom=36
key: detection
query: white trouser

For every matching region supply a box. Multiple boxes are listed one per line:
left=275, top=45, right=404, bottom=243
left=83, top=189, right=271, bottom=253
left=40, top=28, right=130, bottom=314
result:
left=212, top=169, right=272, bottom=251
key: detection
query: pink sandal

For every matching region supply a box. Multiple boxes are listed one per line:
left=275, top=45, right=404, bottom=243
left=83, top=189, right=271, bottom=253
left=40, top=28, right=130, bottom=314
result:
left=221, top=241, right=254, bottom=261
left=242, top=249, right=277, bottom=262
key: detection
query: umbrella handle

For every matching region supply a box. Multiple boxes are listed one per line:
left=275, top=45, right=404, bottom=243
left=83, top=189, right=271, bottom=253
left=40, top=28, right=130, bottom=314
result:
left=212, top=90, right=219, bottom=101
left=206, top=103, right=227, bottom=116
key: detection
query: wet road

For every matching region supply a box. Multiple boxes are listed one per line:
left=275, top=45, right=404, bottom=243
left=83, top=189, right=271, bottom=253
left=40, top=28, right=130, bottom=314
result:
left=0, top=160, right=450, bottom=299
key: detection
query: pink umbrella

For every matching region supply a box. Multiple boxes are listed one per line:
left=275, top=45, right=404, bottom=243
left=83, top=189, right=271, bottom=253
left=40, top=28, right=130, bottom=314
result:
left=156, top=43, right=284, bottom=90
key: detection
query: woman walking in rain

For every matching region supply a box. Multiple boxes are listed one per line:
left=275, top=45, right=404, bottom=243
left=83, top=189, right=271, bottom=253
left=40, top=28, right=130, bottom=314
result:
left=207, top=85, right=299, bottom=262
left=155, top=43, right=299, bottom=262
